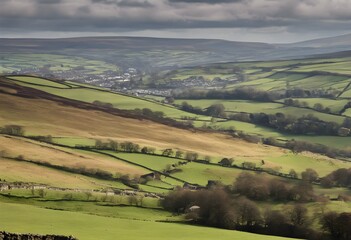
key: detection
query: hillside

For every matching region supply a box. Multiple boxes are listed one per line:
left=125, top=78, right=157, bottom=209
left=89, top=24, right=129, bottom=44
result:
left=289, top=33, right=351, bottom=48
left=1, top=35, right=351, bottom=75
left=2, top=74, right=351, bottom=239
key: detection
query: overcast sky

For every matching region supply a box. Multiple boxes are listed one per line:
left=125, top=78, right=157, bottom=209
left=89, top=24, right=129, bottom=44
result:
left=1, top=0, right=351, bottom=43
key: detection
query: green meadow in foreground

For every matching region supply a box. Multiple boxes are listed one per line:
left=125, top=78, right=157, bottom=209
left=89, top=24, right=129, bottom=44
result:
left=0, top=203, right=292, bottom=240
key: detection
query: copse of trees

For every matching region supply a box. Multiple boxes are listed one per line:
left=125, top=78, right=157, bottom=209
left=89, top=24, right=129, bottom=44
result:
left=130, top=108, right=194, bottom=129
left=250, top=113, right=342, bottom=136
left=284, top=98, right=331, bottom=113
left=284, top=139, right=351, bottom=158
left=95, top=139, right=118, bottom=150
left=175, top=86, right=338, bottom=103
left=120, top=141, right=140, bottom=152
left=206, top=104, right=226, bottom=118
left=29, top=135, right=53, bottom=143
left=92, top=100, right=113, bottom=108
left=162, top=187, right=320, bottom=239
left=229, top=112, right=351, bottom=137
left=285, top=87, right=337, bottom=99
left=321, top=168, right=351, bottom=188
left=180, top=102, right=227, bottom=118
left=185, top=152, right=199, bottom=161
left=218, top=158, right=234, bottom=167
left=161, top=188, right=258, bottom=230
left=321, top=212, right=351, bottom=240
left=0, top=125, right=25, bottom=136
left=301, top=168, right=319, bottom=183
left=174, top=87, right=281, bottom=102
left=233, top=172, right=316, bottom=202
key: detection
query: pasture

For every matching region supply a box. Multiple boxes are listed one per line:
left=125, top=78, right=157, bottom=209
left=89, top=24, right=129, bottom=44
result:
left=0, top=202, right=292, bottom=240
left=0, top=53, right=119, bottom=75
left=0, top=136, right=148, bottom=177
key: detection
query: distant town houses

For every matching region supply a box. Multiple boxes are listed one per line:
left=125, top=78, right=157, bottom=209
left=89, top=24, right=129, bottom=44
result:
left=9, top=65, right=238, bottom=98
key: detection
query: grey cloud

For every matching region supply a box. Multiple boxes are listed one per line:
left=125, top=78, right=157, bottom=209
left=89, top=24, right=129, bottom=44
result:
left=91, top=0, right=154, bottom=7
left=168, top=0, right=245, bottom=4
left=37, top=0, right=63, bottom=4
left=0, top=0, right=351, bottom=40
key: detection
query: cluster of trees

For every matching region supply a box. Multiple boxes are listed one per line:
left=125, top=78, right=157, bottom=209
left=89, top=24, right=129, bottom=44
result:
left=179, top=100, right=351, bottom=138
left=284, top=139, right=351, bottom=158
left=175, top=87, right=281, bottom=102
left=92, top=100, right=113, bottom=108
left=161, top=188, right=321, bottom=239
left=29, top=135, right=53, bottom=143
left=285, top=87, right=338, bottom=99
left=180, top=102, right=227, bottom=118
left=175, top=87, right=339, bottom=102
left=321, top=168, right=351, bottom=188
left=0, top=125, right=25, bottom=136
left=133, top=108, right=165, bottom=119
left=130, top=108, right=194, bottom=129
left=284, top=99, right=332, bottom=113
left=218, top=158, right=234, bottom=167
left=95, top=140, right=140, bottom=152
left=93, top=140, right=202, bottom=161
left=233, top=172, right=316, bottom=202
left=230, top=112, right=351, bottom=136
left=321, top=212, right=351, bottom=240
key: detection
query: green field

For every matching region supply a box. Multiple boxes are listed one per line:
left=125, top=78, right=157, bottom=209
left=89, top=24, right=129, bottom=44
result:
left=277, top=98, right=349, bottom=114
left=265, top=153, right=351, bottom=177
left=175, top=99, right=346, bottom=123
left=108, top=152, right=182, bottom=172
left=8, top=76, right=70, bottom=88
left=0, top=54, right=119, bottom=75
left=175, top=99, right=283, bottom=113
left=3, top=66, right=351, bottom=240
left=0, top=202, right=291, bottom=240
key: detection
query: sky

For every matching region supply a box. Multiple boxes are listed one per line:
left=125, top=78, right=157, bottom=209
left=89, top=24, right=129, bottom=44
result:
left=1, top=0, right=351, bottom=43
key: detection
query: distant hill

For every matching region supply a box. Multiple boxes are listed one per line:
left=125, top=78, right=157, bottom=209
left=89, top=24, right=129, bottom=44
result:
left=1, top=35, right=351, bottom=70
left=288, top=33, right=351, bottom=48
left=0, top=37, right=275, bottom=69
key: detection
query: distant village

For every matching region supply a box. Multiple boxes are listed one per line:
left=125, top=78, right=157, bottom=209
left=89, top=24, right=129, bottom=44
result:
left=9, top=65, right=238, bottom=98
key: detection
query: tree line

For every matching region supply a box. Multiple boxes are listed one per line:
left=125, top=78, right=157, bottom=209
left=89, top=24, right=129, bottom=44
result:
left=174, top=86, right=339, bottom=102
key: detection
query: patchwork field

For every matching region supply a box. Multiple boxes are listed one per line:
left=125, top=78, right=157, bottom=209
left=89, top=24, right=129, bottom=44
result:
left=6, top=76, right=208, bottom=120
left=0, top=54, right=119, bottom=75
left=3, top=52, right=351, bottom=239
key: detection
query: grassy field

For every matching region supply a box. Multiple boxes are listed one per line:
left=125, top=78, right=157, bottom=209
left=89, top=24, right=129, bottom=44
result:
left=277, top=98, right=349, bottom=114
left=108, top=152, right=182, bottom=172
left=168, top=56, right=351, bottom=95
left=0, top=136, right=148, bottom=177
left=209, top=119, right=351, bottom=149
left=7, top=76, right=70, bottom=88
left=0, top=89, right=286, bottom=159
left=173, top=162, right=244, bottom=185
left=0, top=53, right=119, bottom=75
left=265, top=153, right=351, bottom=177
left=4, top=75, right=351, bottom=150
left=175, top=99, right=283, bottom=114
left=175, top=99, right=346, bottom=123
left=0, top=157, right=124, bottom=189
left=0, top=202, right=292, bottom=240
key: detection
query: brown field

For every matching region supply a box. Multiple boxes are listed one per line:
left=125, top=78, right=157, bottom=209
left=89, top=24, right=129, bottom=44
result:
left=0, top=91, right=285, bottom=160
left=0, top=157, right=125, bottom=189
left=0, top=136, right=147, bottom=177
